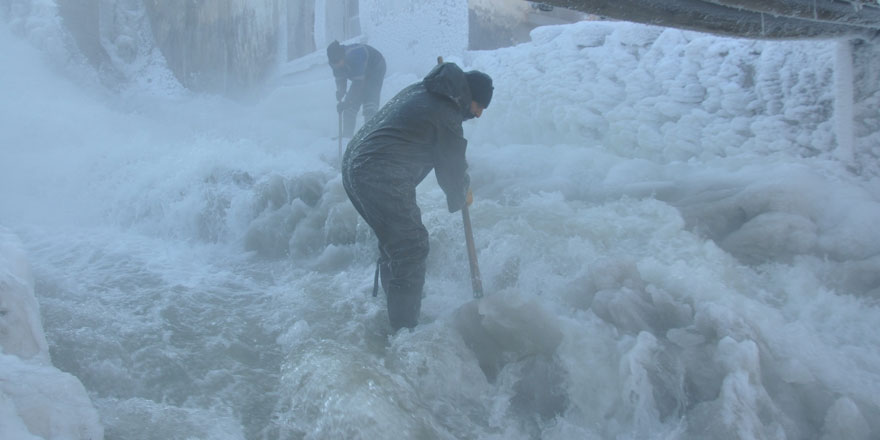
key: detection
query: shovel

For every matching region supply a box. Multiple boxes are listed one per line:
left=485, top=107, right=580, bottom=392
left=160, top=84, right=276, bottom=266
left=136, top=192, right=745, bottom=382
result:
left=435, top=55, right=483, bottom=299
left=462, top=196, right=484, bottom=299
left=337, top=107, right=344, bottom=165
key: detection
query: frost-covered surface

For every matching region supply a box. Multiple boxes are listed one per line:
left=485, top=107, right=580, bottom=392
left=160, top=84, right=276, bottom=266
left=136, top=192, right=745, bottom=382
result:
left=853, top=38, right=880, bottom=170
left=0, top=227, right=103, bottom=440
left=3, top=3, right=880, bottom=440
left=2, top=0, right=184, bottom=97
left=468, top=22, right=840, bottom=162
left=0, top=227, right=46, bottom=363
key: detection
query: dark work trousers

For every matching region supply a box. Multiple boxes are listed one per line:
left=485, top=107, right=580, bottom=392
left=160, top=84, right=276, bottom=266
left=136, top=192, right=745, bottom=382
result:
left=342, top=163, right=428, bottom=330
left=342, top=58, right=387, bottom=138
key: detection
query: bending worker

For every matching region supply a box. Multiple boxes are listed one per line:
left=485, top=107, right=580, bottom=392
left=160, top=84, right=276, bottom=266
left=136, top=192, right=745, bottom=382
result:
left=342, top=61, right=493, bottom=331
left=326, top=40, right=387, bottom=138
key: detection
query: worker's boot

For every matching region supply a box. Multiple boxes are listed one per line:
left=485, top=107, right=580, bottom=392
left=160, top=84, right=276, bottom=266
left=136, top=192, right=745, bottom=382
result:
left=386, top=290, right=421, bottom=331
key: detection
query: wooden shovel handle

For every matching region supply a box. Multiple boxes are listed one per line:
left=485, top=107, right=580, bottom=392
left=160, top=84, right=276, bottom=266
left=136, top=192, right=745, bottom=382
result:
left=337, top=111, right=343, bottom=164
left=462, top=203, right=484, bottom=299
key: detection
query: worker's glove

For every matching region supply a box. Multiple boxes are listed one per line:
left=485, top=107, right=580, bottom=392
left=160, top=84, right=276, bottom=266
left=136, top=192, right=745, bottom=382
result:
left=466, top=188, right=473, bottom=207
left=336, top=90, right=345, bottom=101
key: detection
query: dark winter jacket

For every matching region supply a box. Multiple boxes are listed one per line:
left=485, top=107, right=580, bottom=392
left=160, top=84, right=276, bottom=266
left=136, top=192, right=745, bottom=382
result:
left=342, top=62, right=473, bottom=213
left=332, top=44, right=385, bottom=108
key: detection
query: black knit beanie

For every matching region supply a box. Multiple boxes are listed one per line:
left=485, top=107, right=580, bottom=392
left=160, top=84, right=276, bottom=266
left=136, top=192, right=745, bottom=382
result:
left=327, top=40, right=344, bottom=63
left=465, top=71, right=493, bottom=108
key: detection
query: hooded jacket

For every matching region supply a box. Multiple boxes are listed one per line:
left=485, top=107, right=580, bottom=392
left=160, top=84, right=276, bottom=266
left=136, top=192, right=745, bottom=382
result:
left=342, top=62, right=472, bottom=213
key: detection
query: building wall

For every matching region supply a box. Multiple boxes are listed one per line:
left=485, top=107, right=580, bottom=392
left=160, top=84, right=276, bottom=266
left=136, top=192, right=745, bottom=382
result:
left=287, top=0, right=316, bottom=61
left=142, top=0, right=280, bottom=94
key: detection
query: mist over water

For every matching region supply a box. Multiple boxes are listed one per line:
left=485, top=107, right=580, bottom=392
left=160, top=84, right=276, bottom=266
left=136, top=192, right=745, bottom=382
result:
left=2, top=5, right=880, bottom=440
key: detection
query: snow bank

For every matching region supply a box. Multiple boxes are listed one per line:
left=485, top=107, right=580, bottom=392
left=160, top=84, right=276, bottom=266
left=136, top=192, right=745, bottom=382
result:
left=0, top=227, right=103, bottom=440
left=466, top=21, right=838, bottom=163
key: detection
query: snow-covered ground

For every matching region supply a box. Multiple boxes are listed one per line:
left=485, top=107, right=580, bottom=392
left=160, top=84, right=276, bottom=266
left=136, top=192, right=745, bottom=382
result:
left=2, top=2, right=880, bottom=439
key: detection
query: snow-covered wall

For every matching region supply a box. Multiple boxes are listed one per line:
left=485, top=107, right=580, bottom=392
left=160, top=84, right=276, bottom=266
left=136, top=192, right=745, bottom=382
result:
left=3, top=0, right=467, bottom=92
left=286, top=0, right=316, bottom=60
left=2, top=0, right=280, bottom=94
left=142, top=0, right=280, bottom=94
left=0, top=228, right=45, bottom=362
left=466, top=22, right=856, bottom=165
left=0, top=227, right=103, bottom=440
